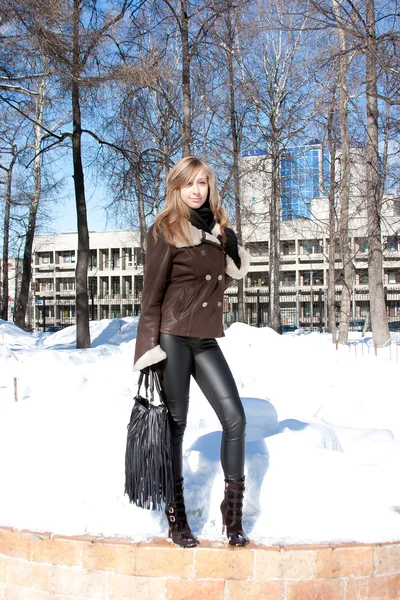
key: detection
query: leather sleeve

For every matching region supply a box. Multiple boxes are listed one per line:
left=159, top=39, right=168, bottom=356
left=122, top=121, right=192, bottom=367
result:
left=133, top=228, right=173, bottom=371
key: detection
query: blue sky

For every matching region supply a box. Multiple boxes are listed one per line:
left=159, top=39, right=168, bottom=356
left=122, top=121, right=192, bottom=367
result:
left=46, top=166, right=112, bottom=234
left=50, top=188, right=109, bottom=234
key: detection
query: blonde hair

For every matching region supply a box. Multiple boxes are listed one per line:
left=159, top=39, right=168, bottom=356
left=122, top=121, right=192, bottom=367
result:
left=153, top=156, right=228, bottom=246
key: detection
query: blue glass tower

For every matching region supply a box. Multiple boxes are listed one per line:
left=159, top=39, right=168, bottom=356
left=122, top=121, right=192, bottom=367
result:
left=281, top=143, right=329, bottom=221
left=242, top=142, right=330, bottom=221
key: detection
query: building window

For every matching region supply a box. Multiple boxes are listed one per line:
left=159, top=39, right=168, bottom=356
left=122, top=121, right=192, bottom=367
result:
left=89, top=250, right=97, bottom=269
left=301, top=239, right=323, bottom=255
left=301, top=270, right=323, bottom=285
left=281, top=241, right=296, bottom=255
left=313, top=271, right=324, bottom=285
left=125, top=248, right=133, bottom=267
left=279, top=271, right=296, bottom=286
left=356, top=238, right=368, bottom=253
left=386, top=235, right=400, bottom=252
left=249, top=272, right=268, bottom=287
left=111, top=249, right=120, bottom=268
left=359, top=270, right=369, bottom=284
left=40, top=252, right=52, bottom=264
left=59, top=278, right=75, bottom=291
left=134, top=248, right=144, bottom=267
left=60, top=305, right=75, bottom=319
left=246, top=242, right=268, bottom=256
left=100, top=277, right=109, bottom=296
left=88, top=277, right=97, bottom=296
left=62, top=251, right=75, bottom=264
left=39, top=279, right=53, bottom=291
left=388, top=271, right=400, bottom=284
left=111, top=277, right=120, bottom=295
left=135, top=276, right=143, bottom=299
left=122, top=276, right=133, bottom=296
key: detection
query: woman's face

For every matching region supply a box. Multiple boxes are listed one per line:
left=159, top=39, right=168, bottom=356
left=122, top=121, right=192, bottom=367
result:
left=179, top=169, right=208, bottom=209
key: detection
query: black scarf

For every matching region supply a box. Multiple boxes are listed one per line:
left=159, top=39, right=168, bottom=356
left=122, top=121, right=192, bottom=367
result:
left=188, top=200, right=215, bottom=235
left=189, top=201, right=241, bottom=269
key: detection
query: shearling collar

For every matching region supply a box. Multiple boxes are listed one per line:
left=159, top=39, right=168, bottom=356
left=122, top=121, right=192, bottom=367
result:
left=174, top=221, right=222, bottom=248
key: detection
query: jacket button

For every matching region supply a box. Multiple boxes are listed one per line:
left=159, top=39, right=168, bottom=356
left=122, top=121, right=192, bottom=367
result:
left=201, top=249, right=207, bottom=256
left=205, top=274, right=211, bottom=280
left=202, top=302, right=208, bottom=308
left=218, top=275, right=222, bottom=280
left=217, top=301, right=222, bottom=307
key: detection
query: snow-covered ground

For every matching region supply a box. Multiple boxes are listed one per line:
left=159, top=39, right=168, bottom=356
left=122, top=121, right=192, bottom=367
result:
left=0, top=317, right=399, bottom=546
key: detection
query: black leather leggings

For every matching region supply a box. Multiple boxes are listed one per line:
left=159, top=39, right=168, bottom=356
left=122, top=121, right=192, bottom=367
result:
left=159, top=333, right=246, bottom=483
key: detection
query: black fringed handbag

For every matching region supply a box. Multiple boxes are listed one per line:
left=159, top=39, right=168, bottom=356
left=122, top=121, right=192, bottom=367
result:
left=125, top=369, right=174, bottom=510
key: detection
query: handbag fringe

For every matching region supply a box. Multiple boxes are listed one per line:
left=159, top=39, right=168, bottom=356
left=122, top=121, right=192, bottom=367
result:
left=125, top=373, right=174, bottom=510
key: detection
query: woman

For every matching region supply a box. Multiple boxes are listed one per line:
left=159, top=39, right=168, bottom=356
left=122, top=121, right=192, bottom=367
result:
left=133, top=156, right=251, bottom=548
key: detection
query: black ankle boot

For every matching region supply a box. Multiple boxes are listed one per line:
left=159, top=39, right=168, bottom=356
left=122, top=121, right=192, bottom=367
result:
left=220, top=479, right=250, bottom=547
left=165, top=478, right=199, bottom=548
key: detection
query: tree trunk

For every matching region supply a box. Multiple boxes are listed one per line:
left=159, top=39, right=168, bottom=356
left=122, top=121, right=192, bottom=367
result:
left=333, top=0, right=354, bottom=344
left=327, top=103, right=338, bottom=340
left=1, top=152, right=17, bottom=321
left=135, top=159, right=147, bottom=251
left=1, top=166, right=13, bottom=320
left=268, top=146, right=281, bottom=331
left=180, top=0, right=191, bottom=156
left=73, top=0, right=90, bottom=349
left=14, top=74, right=46, bottom=329
left=226, top=4, right=244, bottom=322
left=365, top=0, right=389, bottom=346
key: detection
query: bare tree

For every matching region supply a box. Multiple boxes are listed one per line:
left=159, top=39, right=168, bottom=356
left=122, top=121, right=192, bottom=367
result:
left=209, top=0, right=252, bottom=322
left=13, top=71, right=47, bottom=328
left=6, top=0, right=143, bottom=347
left=332, top=0, right=355, bottom=344
left=244, top=0, right=312, bottom=331
left=326, top=98, right=339, bottom=339
left=365, top=0, right=390, bottom=345
left=158, top=0, right=224, bottom=156
left=101, top=66, right=182, bottom=252
left=0, top=124, right=25, bottom=320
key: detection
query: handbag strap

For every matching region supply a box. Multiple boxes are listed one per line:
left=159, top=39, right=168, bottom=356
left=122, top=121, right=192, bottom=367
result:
left=137, top=369, right=163, bottom=405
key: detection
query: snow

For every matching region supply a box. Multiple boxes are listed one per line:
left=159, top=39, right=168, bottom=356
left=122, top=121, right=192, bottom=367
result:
left=0, top=317, right=399, bottom=546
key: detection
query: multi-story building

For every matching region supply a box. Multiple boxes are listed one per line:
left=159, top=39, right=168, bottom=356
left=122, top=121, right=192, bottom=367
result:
left=32, top=231, right=144, bottom=330
left=30, top=143, right=400, bottom=332
left=237, top=144, right=400, bottom=329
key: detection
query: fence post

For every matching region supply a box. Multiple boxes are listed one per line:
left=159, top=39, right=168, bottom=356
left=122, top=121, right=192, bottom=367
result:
left=14, top=377, right=18, bottom=402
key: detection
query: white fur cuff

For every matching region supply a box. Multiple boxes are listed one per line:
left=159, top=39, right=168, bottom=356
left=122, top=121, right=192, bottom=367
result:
left=133, top=344, right=167, bottom=372
left=225, top=245, right=251, bottom=279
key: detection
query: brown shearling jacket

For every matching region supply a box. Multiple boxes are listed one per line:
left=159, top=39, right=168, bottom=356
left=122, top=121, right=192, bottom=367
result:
left=133, top=221, right=251, bottom=371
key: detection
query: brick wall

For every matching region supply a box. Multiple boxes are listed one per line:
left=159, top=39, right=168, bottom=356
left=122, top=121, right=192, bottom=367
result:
left=0, top=527, right=399, bottom=599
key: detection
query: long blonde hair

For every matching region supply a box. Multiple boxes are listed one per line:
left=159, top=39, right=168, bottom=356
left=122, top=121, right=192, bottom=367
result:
left=153, top=156, right=228, bottom=246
